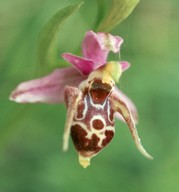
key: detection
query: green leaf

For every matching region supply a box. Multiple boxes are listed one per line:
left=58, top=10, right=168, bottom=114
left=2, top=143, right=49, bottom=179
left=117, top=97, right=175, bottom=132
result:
left=37, top=2, right=83, bottom=72
left=97, top=0, right=140, bottom=32
left=94, top=0, right=106, bottom=30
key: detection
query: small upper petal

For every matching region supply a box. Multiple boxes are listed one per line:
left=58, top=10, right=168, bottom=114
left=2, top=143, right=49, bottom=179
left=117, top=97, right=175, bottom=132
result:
left=120, top=61, right=131, bottom=72
left=82, top=30, right=123, bottom=65
left=10, top=67, right=85, bottom=104
left=62, top=53, right=96, bottom=76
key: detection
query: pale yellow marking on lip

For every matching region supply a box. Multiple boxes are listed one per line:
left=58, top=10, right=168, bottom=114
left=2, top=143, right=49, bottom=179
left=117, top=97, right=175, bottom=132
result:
left=78, top=155, right=91, bottom=168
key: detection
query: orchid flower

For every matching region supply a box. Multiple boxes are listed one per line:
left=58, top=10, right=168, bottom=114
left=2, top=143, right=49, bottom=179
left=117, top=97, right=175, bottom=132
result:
left=10, top=30, right=152, bottom=168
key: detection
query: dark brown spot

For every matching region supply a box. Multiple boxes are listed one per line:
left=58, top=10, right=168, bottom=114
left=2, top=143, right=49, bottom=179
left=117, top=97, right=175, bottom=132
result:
left=102, top=130, right=114, bottom=147
left=109, top=107, right=114, bottom=122
left=90, top=78, right=112, bottom=104
left=71, top=124, right=87, bottom=151
left=76, top=99, right=85, bottom=119
left=92, top=119, right=104, bottom=130
left=87, top=134, right=101, bottom=152
left=71, top=124, right=102, bottom=157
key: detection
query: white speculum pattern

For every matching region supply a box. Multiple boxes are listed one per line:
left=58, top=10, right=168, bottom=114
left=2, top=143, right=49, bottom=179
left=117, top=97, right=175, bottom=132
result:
left=73, top=94, right=115, bottom=148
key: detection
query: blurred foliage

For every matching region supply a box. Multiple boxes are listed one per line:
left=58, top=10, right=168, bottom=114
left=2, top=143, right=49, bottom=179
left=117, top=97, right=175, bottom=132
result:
left=97, top=0, right=140, bottom=31
left=0, top=0, right=179, bottom=192
left=38, top=2, right=83, bottom=73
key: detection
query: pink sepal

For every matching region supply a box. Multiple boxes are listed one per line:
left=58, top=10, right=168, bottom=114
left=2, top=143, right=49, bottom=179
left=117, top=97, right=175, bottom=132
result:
left=10, top=67, right=85, bottom=104
left=82, top=31, right=123, bottom=64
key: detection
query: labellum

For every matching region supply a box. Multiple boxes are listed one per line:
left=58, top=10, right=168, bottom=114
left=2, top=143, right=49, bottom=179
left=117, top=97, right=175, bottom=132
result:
left=63, top=62, right=152, bottom=168
left=9, top=30, right=152, bottom=168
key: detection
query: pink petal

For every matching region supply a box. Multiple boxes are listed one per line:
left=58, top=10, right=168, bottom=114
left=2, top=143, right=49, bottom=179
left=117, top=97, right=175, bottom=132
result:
left=62, top=53, right=96, bottom=76
left=82, top=31, right=108, bottom=64
left=82, top=31, right=123, bottom=65
left=10, top=67, right=85, bottom=104
left=112, top=87, right=138, bottom=124
left=120, top=61, right=131, bottom=72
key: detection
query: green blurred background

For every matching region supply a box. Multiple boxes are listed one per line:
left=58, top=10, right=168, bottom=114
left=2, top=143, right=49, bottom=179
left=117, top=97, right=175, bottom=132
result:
left=0, top=0, right=179, bottom=191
